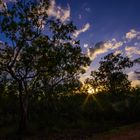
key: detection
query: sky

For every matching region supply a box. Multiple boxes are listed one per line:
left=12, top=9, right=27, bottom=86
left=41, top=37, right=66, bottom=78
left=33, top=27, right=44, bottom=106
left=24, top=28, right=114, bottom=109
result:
left=0, top=0, right=140, bottom=86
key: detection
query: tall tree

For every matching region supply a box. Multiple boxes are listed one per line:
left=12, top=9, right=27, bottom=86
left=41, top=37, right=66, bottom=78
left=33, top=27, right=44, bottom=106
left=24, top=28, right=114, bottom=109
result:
left=87, top=53, right=133, bottom=94
left=0, top=0, right=90, bottom=132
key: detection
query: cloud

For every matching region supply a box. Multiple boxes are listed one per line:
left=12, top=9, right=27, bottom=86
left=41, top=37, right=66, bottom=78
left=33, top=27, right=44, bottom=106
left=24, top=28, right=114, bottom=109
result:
left=83, top=43, right=89, bottom=48
left=0, top=1, right=6, bottom=10
left=134, top=42, right=140, bottom=46
left=0, top=0, right=70, bottom=23
left=125, top=46, right=140, bottom=58
left=128, top=71, right=140, bottom=87
left=87, top=42, right=105, bottom=60
left=126, top=29, right=140, bottom=40
left=0, top=0, right=17, bottom=10
left=114, top=50, right=123, bottom=55
left=108, top=38, right=123, bottom=49
left=47, top=0, right=70, bottom=23
left=85, top=7, right=91, bottom=12
left=80, top=66, right=92, bottom=83
left=87, top=39, right=123, bottom=60
left=0, top=40, right=4, bottom=44
left=131, top=80, right=140, bottom=87
left=128, top=71, right=137, bottom=80
left=73, top=23, right=90, bottom=38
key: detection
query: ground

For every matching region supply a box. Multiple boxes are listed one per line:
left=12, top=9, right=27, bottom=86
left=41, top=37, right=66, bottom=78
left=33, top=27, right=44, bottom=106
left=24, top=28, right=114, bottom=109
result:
left=34, top=123, right=140, bottom=140
left=1, top=123, right=140, bottom=139
left=92, top=123, right=140, bottom=140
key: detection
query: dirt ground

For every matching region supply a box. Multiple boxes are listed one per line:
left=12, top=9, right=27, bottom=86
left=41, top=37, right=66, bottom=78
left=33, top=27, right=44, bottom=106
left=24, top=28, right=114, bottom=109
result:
left=1, top=123, right=140, bottom=140
left=92, top=123, right=140, bottom=140
left=26, top=123, right=140, bottom=140
left=46, top=123, right=140, bottom=140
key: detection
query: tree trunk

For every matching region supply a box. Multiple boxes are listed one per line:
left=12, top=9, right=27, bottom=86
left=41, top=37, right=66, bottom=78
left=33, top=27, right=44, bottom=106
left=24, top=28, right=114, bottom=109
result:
left=18, top=82, right=28, bottom=134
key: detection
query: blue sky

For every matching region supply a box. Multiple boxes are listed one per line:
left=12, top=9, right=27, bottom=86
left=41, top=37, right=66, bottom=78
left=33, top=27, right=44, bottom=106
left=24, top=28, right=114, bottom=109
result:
left=57, top=0, right=140, bottom=41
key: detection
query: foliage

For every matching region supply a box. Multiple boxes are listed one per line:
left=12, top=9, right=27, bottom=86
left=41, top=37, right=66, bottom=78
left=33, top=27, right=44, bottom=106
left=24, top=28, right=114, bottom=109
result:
left=87, top=53, right=133, bottom=94
left=0, top=0, right=90, bottom=132
left=134, top=58, right=140, bottom=80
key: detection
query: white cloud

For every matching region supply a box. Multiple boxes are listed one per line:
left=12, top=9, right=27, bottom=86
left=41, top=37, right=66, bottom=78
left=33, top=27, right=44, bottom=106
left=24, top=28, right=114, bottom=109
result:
left=128, top=71, right=137, bottom=81
left=83, top=43, right=88, bottom=48
left=47, top=0, right=70, bottom=23
left=104, top=38, right=123, bottom=49
left=125, top=46, right=140, bottom=58
left=114, top=50, right=122, bottom=55
left=126, top=29, right=140, bottom=40
left=128, top=71, right=140, bottom=87
left=87, top=39, right=123, bottom=60
left=87, top=43, right=107, bottom=60
left=73, top=23, right=90, bottom=38
left=0, top=1, right=6, bottom=11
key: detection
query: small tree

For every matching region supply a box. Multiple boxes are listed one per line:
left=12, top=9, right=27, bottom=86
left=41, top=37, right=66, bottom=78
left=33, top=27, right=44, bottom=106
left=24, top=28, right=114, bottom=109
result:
left=88, top=53, right=133, bottom=94
left=0, top=0, right=90, bottom=132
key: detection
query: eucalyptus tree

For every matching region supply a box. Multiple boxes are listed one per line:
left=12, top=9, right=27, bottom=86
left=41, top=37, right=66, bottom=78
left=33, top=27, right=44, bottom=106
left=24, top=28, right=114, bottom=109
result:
left=0, top=0, right=90, bottom=132
left=88, top=53, right=133, bottom=94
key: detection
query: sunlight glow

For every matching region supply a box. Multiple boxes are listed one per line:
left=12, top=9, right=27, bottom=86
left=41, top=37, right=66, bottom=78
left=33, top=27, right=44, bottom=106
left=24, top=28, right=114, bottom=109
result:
left=82, top=92, right=103, bottom=111
left=95, top=88, right=99, bottom=93
left=82, top=84, right=103, bottom=110
left=87, top=87, right=95, bottom=94
left=87, top=84, right=99, bottom=95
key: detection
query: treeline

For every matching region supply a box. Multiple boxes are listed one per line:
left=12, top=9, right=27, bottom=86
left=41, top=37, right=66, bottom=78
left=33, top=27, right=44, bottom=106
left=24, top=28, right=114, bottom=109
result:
left=0, top=77, right=140, bottom=134
left=0, top=0, right=140, bottom=136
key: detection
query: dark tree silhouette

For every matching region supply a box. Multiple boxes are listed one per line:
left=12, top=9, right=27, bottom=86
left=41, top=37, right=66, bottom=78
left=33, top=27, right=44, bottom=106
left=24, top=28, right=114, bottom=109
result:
left=134, top=58, right=140, bottom=80
left=87, top=53, right=133, bottom=94
left=0, top=0, right=90, bottom=133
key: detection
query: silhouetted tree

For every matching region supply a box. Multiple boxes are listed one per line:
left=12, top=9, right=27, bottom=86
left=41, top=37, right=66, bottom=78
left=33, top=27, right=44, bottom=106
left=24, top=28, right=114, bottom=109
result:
left=0, top=0, right=90, bottom=133
left=134, top=58, right=140, bottom=80
left=88, top=53, right=133, bottom=94
left=84, top=78, right=98, bottom=94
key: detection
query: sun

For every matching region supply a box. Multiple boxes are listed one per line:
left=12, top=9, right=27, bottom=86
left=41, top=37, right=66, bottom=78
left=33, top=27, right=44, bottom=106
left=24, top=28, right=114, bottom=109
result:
left=87, top=86, right=95, bottom=95
left=83, top=86, right=102, bottom=109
